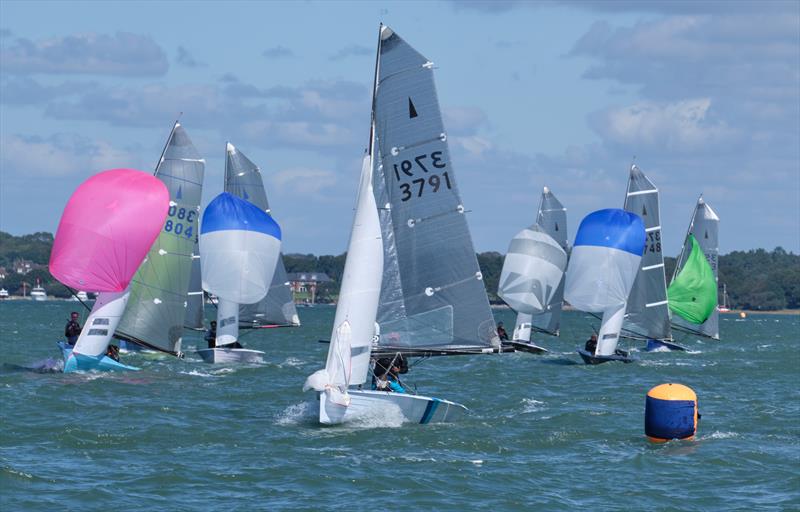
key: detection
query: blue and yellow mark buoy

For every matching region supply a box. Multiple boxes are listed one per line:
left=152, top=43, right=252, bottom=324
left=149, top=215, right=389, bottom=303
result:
left=645, top=383, right=698, bottom=442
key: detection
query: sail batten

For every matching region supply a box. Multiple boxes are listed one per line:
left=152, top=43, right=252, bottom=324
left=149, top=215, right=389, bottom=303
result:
left=372, top=27, right=498, bottom=353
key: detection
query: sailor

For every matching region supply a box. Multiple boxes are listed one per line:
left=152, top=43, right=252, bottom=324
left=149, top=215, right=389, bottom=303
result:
left=64, top=312, right=82, bottom=346
left=585, top=334, right=598, bottom=354
left=497, top=322, right=509, bottom=341
left=205, top=321, right=217, bottom=349
left=373, top=358, right=407, bottom=393
left=106, top=344, right=120, bottom=362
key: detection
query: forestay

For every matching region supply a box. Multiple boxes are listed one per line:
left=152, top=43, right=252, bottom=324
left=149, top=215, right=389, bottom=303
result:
left=372, top=26, right=499, bottom=353
left=116, top=122, right=205, bottom=355
left=565, top=209, right=645, bottom=356
left=225, top=143, right=299, bottom=327
left=671, top=197, right=720, bottom=339
left=622, top=165, right=671, bottom=341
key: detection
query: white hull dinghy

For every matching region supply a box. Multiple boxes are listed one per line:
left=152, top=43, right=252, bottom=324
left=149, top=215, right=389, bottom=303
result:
left=196, top=347, right=264, bottom=364
left=304, top=24, right=501, bottom=425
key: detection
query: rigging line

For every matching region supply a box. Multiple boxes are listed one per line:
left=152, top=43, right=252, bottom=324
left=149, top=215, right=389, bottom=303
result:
left=62, top=284, right=92, bottom=313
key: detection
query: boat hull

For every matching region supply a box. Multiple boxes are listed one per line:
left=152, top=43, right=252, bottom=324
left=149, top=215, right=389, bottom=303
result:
left=58, top=341, right=139, bottom=372
left=577, top=348, right=635, bottom=365
left=503, top=340, right=549, bottom=354
left=319, top=389, right=468, bottom=425
left=196, top=347, right=264, bottom=364
left=644, top=339, right=688, bottom=352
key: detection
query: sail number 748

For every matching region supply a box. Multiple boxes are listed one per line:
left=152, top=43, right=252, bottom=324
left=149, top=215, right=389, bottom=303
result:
left=393, top=151, right=452, bottom=202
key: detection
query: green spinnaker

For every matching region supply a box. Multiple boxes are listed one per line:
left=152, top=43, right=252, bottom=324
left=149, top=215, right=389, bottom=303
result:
left=668, top=235, right=717, bottom=324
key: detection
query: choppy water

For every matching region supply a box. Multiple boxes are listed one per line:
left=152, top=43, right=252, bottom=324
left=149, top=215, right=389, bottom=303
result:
left=1, top=301, right=798, bottom=511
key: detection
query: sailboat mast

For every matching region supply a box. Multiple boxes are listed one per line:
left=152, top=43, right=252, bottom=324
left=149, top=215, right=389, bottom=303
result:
left=153, top=120, right=180, bottom=175
left=368, top=24, right=383, bottom=157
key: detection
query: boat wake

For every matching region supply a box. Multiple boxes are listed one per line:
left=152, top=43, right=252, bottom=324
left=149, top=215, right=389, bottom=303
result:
left=1, top=358, right=64, bottom=373
left=275, top=401, right=316, bottom=426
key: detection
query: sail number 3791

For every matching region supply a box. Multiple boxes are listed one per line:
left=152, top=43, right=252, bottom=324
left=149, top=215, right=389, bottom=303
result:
left=393, top=151, right=452, bottom=202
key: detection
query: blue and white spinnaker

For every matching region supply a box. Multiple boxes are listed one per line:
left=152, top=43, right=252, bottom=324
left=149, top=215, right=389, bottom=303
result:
left=565, top=209, right=645, bottom=361
left=199, top=192, right=281, bottom=357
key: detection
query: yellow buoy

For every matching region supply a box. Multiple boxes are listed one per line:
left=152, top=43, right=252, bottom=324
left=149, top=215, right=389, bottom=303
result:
left=645, top=383, right=698, bottom=443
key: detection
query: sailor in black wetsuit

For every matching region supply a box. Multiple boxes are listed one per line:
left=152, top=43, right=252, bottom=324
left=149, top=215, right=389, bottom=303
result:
left=585, top=334, right=598, bottom=354
left=64, top=312, right=82, bottom=346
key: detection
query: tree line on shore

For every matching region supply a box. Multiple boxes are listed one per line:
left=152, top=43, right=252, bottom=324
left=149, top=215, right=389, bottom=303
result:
left=1, top=231, right=797, bottom=311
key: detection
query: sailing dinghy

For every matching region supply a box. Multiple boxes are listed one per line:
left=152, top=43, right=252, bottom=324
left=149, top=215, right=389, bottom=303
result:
left=50, top=169, right=169, bottom=372
left=196, top=193, right=282, bottom=364
left=116, top=122, right=206, bottom=356
left=565, top=209, right=645, bottom=364
left=621, top=165, right=685, bottom=352
left=304, top=25, right=499, bottom=425
left=498, top=186, right=568, bottom=353
left=224, top=143, right=300, bottom=329
left=668, top=196, right=719, bottom=340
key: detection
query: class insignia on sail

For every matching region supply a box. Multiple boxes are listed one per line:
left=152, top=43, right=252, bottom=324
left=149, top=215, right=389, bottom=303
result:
left=50, top=169, right=169, bottom=372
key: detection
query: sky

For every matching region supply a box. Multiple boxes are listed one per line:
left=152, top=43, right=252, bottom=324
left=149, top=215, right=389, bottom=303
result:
left=1, top=0, right=798, bottom=256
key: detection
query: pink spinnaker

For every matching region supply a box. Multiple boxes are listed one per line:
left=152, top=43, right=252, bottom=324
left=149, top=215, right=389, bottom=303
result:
left=49, top=168, right=169, bottom=292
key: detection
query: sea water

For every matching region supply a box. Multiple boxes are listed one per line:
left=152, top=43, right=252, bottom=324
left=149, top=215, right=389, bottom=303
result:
left=1, top=301, right=798, bottom=510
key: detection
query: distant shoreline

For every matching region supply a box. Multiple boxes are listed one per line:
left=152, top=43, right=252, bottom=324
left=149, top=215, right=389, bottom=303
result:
left=490, top=303, right=800, bottom=315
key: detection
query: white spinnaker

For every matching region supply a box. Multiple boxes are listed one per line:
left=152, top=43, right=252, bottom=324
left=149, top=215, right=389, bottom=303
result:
left=499, top=226, right=567, bottom=315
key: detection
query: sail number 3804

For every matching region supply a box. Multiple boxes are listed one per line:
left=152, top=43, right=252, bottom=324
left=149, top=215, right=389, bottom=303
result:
left=164, top=205, right=196, bottom=239
left=393, top=151, right=452, bottom=202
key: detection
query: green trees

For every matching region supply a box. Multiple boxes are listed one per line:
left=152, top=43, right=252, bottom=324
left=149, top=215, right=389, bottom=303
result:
left=1, top=231, right=798, bottom=309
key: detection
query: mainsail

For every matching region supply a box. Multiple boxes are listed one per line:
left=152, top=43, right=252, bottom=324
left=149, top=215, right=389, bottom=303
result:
left=371, top=25, right=499, bottom=355
left=184, top=245, right=204, bottom=330
left=531, top=186, right=569, bottom=335
left=565, top=209, right=645, bottom=356
left=670, top=197, right=720, bottom=339
left=224, top=143, right=300, bottom=327
left=622, top=165, right=671, bottom=341
left=116, top=122, right=205, bottom=355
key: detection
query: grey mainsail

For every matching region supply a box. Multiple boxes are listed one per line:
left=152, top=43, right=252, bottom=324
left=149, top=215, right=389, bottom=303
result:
left=622, top=165, right=671, bottom=340
left=372, top=25, right=499, bottom=355
left=116, top=122, right=204, bottom=355
left=224, top=143, right=300, bottom=327
left=671, top=196, right=720, bottom=339
left=531, top=186, right=568, bottom=334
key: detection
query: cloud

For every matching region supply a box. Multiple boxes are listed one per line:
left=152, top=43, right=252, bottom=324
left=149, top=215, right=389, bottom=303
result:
left=443, top=106, right=489, bottom=136
left=329, top=44, right=371, bottom=61
left=268, top=167, right=337, bottom=195
left=0, top=133, right=140, bottom=178
left=0, top=76, right=94, bottom=105
left=176, top=45, right=204, bottom=68
left=0, top=32, right=168, bottom=76
left=588, top=98, right=739, bottom=153
left=262, top=45, right=293, bottom=59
